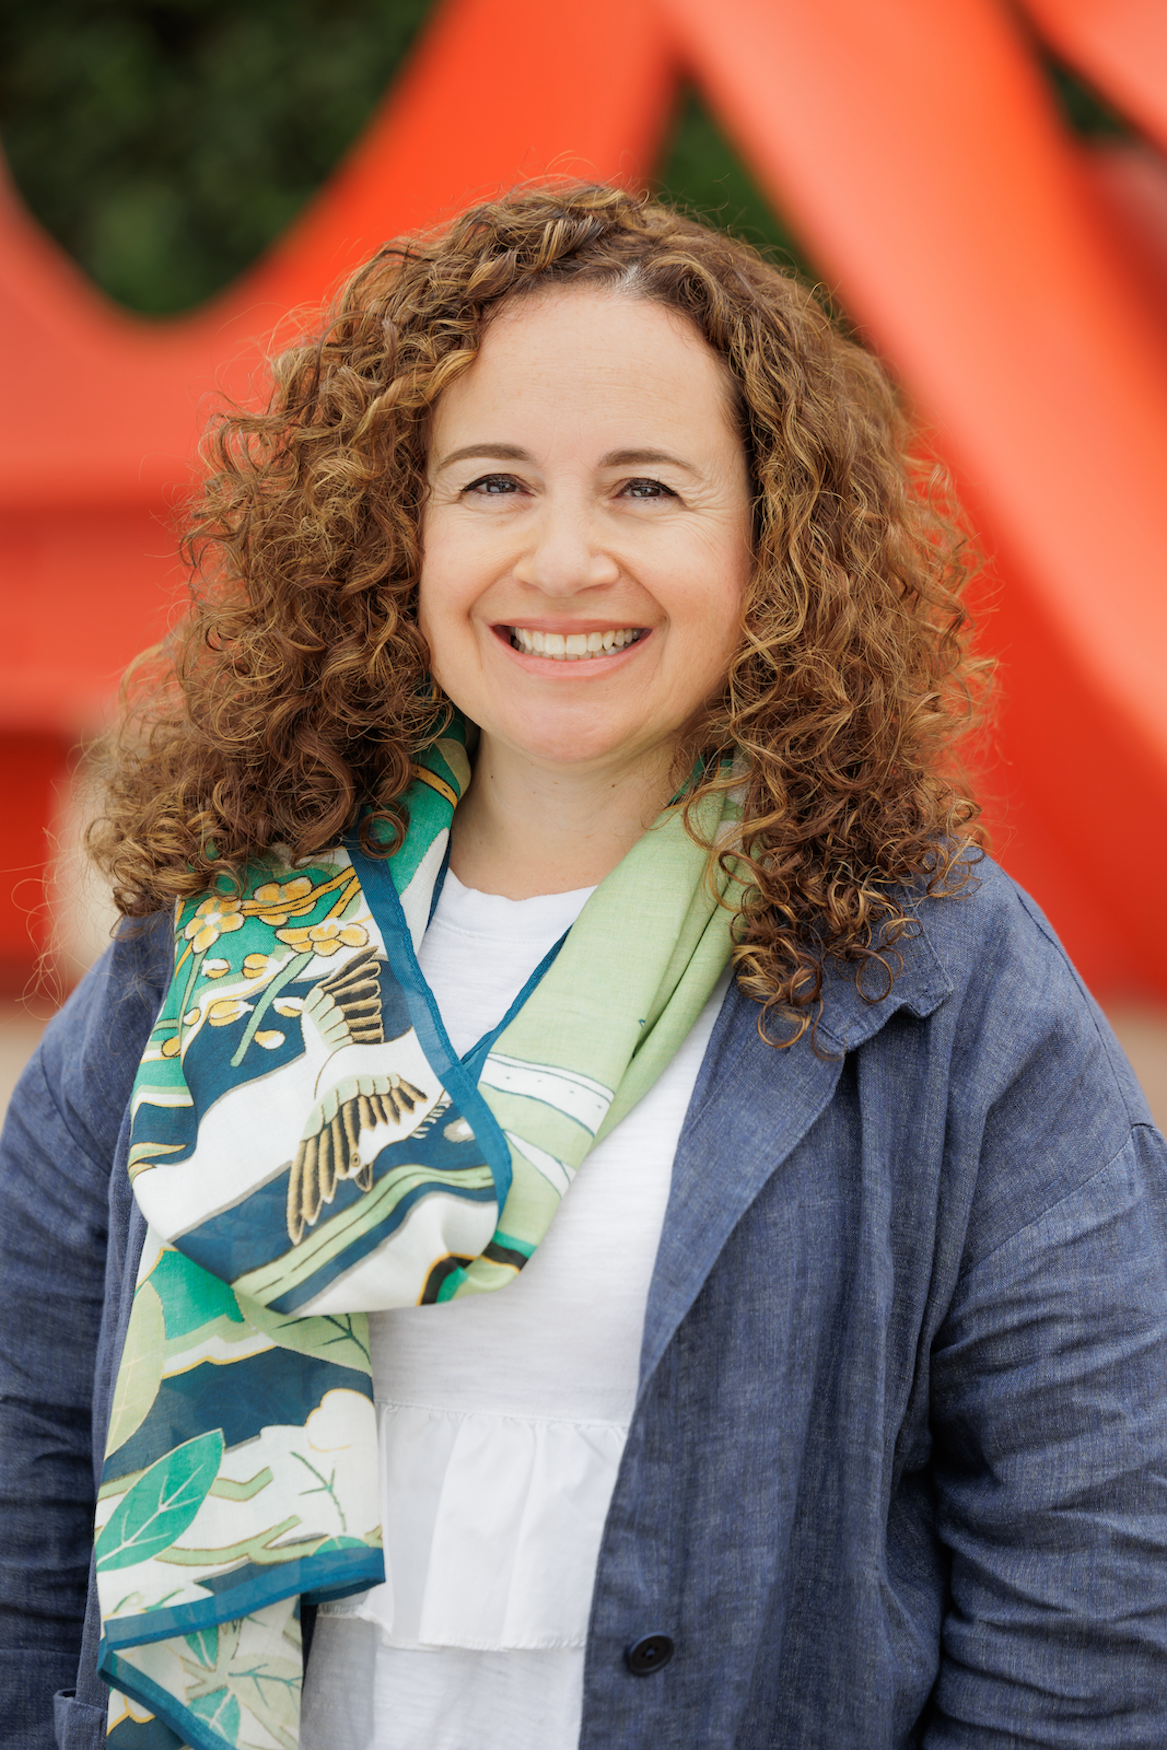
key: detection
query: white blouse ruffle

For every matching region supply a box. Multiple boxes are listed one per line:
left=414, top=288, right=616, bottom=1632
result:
left=321, top=1398, right=627, bottom=1650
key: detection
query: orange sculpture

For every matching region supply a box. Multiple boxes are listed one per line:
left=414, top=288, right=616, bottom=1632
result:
left=1, top=0, right=1165, bottom=999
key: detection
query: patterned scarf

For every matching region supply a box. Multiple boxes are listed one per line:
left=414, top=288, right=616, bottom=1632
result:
left=96, top=721, right=739, bottom=1749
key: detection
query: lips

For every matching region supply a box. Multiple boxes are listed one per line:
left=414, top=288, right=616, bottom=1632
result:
left=509, top=627, right=643, bottom=660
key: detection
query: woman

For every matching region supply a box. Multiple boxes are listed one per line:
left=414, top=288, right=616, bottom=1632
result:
left=3, top=184, right=1167, bottom=1750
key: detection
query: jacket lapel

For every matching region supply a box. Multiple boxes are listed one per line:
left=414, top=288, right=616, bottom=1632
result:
left=639, top=916, right=953, bottom=1387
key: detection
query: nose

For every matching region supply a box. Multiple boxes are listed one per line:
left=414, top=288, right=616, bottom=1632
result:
left=511, top=501, right=620, bottom=596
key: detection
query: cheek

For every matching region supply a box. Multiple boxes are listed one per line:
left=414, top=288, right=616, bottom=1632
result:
left=684, top=589, right=747, bottom=700
left=415, top=560, right=457, bottom=680
left=418, top=508, right=501, bottom=616
left=675, top=544, right=750, bottom=653
left=414, top=575, right=438, bottom=657
left=415, top=525, right=464, bottom=643
left=416, top=541, right=490, bottom=700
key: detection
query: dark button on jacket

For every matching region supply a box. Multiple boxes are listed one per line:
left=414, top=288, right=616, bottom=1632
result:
left=625, top=1633, right=674, bottom=1675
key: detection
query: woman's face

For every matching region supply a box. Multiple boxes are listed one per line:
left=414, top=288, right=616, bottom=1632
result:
left=418, top=287, right=753, bottom=781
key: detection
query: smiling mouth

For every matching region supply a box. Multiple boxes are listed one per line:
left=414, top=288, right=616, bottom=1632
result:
left=508, top=627, right=644, bottom=660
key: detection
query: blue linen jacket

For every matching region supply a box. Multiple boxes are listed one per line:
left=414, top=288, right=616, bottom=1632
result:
left=3, top=857, right=1167, bottom=1749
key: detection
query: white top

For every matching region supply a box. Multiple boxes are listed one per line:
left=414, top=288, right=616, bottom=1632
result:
left=302, top=871, right=729, bottom=1750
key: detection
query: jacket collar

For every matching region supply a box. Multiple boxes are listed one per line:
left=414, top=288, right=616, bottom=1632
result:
left=814, top=908, right=953, bottom=1051
left=639, top=911, right=953, bottom=1387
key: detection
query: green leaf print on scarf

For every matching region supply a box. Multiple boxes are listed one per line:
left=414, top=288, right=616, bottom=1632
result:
left=96, top=1432, right=225, bottom=1572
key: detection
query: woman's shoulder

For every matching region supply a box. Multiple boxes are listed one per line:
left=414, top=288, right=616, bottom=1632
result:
left=797, top=849, right=1125, bottom=1069
left=20, top=911, right=174, bottom=1176
left=911, top=850, right=1150, bottom=1117
left=710, top=846, right=1152, bottom=1167
left=912, top=848, right=1084, bottom=983
left=703, top=850, right=1161, bottom=1280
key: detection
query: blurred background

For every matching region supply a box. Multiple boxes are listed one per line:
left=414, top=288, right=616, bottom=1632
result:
left=2, top=0, right=1167, bottom=1118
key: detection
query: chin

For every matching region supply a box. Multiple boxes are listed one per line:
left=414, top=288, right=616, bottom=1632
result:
left=508, top=719, right=644, bottom=770
left=527, top=734, right=626, bottom=768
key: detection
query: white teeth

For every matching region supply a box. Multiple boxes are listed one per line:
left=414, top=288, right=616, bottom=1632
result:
left=510, top=627, right=642, bottom=660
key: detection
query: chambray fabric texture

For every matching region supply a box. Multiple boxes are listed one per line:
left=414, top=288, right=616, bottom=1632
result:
left=3, top=858, right=1167, bottom=1748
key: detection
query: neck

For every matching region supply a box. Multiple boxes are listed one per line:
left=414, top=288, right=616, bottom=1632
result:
left=448, top=737, right=678, bottom=899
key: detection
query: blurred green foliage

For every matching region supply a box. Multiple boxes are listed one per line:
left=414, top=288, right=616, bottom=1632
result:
left=0, top=2, right=1134, bottom=318
left=1047, top=61, right=1130, bottom=141
left=656, top=90, right=817, bottom=282
left=0, top=0, right=432, bottom=314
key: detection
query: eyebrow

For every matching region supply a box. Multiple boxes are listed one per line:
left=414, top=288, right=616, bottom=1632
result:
left=435, top=443, right=700, bottom=473
left=435, top=443, right=531, bottom=471
left=599, top=447, right=698, bottom=473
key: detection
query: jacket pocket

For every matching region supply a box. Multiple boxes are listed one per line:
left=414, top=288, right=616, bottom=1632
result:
left=53, top=1691, right=108, bottom=1750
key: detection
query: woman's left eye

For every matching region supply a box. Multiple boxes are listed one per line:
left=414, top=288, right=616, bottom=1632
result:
left=622, top=477, right=678, bottom=500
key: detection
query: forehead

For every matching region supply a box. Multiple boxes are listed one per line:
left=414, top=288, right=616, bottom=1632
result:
left=429, top=286, right=741, bottom=447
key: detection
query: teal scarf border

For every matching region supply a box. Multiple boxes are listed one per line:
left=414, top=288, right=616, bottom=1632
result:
left=348, top=828, right=516, bottom=1230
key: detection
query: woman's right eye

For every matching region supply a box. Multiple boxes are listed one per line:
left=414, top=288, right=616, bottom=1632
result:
left=463, top=473, right=521, bottom=495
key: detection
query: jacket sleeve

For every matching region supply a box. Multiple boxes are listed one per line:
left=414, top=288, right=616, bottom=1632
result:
left=0, top=918, right=170, bottom=1750
left=924, top=945, right=1167, bottom=1744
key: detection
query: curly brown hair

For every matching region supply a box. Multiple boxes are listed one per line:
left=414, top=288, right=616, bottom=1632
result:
left=89, top=181, right=987, bottom=1041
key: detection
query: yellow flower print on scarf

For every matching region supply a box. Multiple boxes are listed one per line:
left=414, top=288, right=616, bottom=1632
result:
left=251, top=876, right=316, bottom=925
left=182, top=896, right=244, bottom=953
left=275, top=919, right=369, bottom=958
